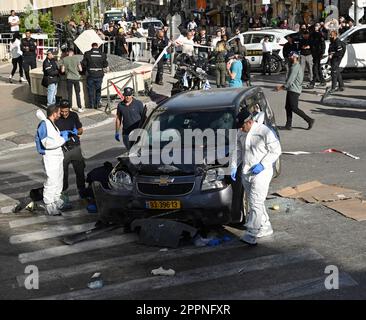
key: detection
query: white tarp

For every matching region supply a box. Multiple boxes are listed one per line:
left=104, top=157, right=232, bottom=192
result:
left=0, top=0, right=87, bottom=13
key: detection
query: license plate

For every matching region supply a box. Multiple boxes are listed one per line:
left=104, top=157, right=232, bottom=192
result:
left=146, top=200, right=181, bottom=210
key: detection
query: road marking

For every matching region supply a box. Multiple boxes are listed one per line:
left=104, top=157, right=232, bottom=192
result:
left=18, top=233, right=138, bottom=264
left=35, top=248, right=323, bottom=300
left=9, top=209, right=89, bottom=228
left=16, top=231, right=294, bottom=287
left=10, top=222, right=96, bottom=244
left=0, top=131, right=17, bottom=140
left=207, top=273, right=358, bottom=300
left=16, top=242, right=243, bottom=287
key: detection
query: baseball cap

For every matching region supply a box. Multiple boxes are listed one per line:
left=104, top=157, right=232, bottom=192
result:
left=47, top=48, right=56, bottom=54
left=123, top=87, right=134, bottom=96
left=236, top=109, right=252, bottom=128
left=289, top=51, right=300, bottom=58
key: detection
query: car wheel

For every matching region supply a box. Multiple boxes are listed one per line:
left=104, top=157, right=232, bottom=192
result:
left=273, top=157, right=281, bottom=178
left=321, top=63, right=332, bottom=82
left=270, top=55, right=282, bottom=74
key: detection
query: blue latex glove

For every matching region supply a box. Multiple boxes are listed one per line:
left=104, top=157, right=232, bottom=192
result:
left=115, top=133, right=120, bottom=142
left=231, top=167, right=237, bottom=181
left=251, top=163, right=264, bottom=175
left=60, top=130, right=70, bottom=142
left=70, top=127, right=78, bottom=136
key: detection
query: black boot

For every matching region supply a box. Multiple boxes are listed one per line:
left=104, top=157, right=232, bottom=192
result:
left=307, top=119, right=315, bottom=130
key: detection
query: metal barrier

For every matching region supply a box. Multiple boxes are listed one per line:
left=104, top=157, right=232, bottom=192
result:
left=0, top=33, right=13, bottom=61
left=126, top=37, right=149, bottom=62
left=98, top=36, right=152, bottom=62
left=104, top=69, right=152, bottom=115
left=0, top=33, right=59, bottom=62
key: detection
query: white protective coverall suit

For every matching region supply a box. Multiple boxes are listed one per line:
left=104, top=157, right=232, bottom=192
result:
left=231, top=121, right=282, bottom=237
left=36, top=110, right=67, bottom=215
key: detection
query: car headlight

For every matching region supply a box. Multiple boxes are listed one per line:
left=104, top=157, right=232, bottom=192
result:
left=201, top=168, right=227, bottom=191
left=110, top=170, right=133, bottom=190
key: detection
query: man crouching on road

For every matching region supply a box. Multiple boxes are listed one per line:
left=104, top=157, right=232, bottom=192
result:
left=35, top=105, right=70, bottom=216
left=230, top=109, right=282, bottom=245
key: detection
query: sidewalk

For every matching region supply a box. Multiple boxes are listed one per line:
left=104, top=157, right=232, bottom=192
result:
left=321, top=80, right=366, bottom=107
left=0, top=62, right=116, bottom=153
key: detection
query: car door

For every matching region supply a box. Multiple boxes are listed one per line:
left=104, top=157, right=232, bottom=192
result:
left=245, top=33, right=265, bottom=67
left=344, top=28, right=366, bottom=69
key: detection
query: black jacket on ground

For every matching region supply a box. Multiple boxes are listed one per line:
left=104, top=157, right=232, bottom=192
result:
left=43, top=58, right=59, bottom=85
left=81, top=48, right=108, bottom=78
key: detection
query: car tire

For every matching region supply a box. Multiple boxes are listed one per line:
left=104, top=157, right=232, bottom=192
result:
left=321, top=63, right=332, bottom=82
left=270, top=55, right=282, bottom=74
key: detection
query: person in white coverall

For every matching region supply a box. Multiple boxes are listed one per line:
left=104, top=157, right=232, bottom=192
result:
left=231, top=109, right=282, bottom=245
left=35, top=105, right=70, bottom=216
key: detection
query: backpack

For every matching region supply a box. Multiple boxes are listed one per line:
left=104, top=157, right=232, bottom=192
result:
left=35, top=121, right=46, bottom=155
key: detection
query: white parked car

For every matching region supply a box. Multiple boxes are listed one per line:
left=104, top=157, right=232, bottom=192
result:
left=138, top=19, right=164, bottom=37
left=234, top=28, right=297, bottom=73
left=321, top=25, right=366, bottom=81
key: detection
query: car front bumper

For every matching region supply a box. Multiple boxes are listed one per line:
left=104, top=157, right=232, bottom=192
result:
left=92, top=180, right=234, bottom=225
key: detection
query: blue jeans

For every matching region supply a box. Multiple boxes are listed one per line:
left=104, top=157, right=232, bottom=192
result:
left=87, top=77, right=103, bottom=108
left=47, top=83, right=58, bottom=106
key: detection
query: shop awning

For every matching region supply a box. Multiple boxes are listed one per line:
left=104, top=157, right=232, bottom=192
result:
left=0, top=0, right=87, bottom=14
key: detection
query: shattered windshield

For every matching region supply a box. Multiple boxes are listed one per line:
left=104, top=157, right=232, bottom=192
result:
left=141, top=108, right=235, bottom=148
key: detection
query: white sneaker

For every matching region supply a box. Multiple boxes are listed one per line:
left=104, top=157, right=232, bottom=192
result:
left=78, top=108, right=84, bottom=113
left=8, top=74, right=12, bottom=79
left=257, top=225, right=274, bottom=238
left=20, top=77, right=27, bottom=82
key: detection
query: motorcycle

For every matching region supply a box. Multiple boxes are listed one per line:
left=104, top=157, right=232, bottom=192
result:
left=171, top=53, right=209, bottom=96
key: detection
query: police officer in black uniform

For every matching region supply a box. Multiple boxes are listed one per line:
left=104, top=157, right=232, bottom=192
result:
left=81, top=43, right=108, bottom=109
left=55, top=99, right=86, bottom=198
left=328, top=30, right=346, bottom=93
left=20, top=29, right=37, bottom=86
left=151, top=30, right=169, bottom=85
left=310, top=24, right=326, bottom=87
left=43, top=49, right=59, bottom=106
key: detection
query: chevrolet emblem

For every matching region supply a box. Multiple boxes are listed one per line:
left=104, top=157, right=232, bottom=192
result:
left=156, top=176, right=174, bottom=186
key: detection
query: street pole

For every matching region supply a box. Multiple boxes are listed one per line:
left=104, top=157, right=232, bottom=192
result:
left=97, top=0, right=102, bottom=27
left=90, top=0, right=95, bottom=27
left=354, top=0, right=358, bottom=25
left=170, top=14, right=175, bottom=76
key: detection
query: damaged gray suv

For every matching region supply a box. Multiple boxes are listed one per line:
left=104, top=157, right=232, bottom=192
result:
left=93, top=87, right=280, bottom=227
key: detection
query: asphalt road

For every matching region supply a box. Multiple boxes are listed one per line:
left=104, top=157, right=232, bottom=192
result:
left=0, top=63, right=366, bottom=300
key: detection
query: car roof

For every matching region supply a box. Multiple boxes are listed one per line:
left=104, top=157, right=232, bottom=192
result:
left=161, top=87, right=261, bottom=111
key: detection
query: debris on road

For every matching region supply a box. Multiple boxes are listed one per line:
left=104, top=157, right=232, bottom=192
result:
left=270, top=204, right=280, bottom=211
left=151, top=267, right=175, bottom=276
left=87, top=273, right=104, bottom=289
left=276, top=181, right=360, bottom=203
left=276, top=181, right=366, bottom=221
left=193, top=234, right=232, bottom=247
left=283, top=148, right=360, bottom=160
left=131, top=218, right=198, bottom=248
left=159, top=248, right=169, bottom=252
